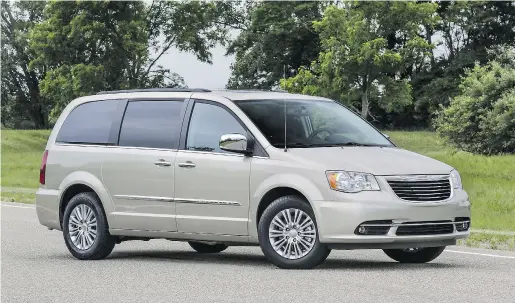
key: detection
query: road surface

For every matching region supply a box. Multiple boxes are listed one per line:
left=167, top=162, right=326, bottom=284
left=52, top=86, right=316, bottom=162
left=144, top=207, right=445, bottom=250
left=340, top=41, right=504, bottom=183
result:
left=2, top=202, right=515, bottom=303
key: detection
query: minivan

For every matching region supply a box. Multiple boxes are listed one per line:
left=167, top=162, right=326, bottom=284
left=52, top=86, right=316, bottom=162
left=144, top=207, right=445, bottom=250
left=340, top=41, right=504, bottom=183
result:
left=36, top=88, right=470, bottom=269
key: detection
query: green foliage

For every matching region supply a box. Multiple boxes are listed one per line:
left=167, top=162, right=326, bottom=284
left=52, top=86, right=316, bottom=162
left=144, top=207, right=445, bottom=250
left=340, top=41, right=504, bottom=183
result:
left=412, top=1, right=515, bottom=127
left=2, top=0, right=230, bottom=128
left=40, top=64, right=106, bottom=123
left=284, top=1, right=437, bottom=120
left=435, top=51, right=515, bottom=155
left=1, top=1, right=49, bottom=129
left=226, top=1, right=323, bottom=89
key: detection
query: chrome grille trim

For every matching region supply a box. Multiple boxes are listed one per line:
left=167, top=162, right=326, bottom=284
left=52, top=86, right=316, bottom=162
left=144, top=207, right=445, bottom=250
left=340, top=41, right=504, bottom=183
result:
left=385, top=175, right=452, bottom=202
left=360, top=221, right=467, bottom=227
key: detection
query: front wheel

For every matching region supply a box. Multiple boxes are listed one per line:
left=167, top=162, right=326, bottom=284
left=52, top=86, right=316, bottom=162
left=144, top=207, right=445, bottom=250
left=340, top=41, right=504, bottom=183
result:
left=258, top=195, right=331, bottom=269
left=188, top=241, right=228, bottom=253
left=383, top=246, right=446, bottom=263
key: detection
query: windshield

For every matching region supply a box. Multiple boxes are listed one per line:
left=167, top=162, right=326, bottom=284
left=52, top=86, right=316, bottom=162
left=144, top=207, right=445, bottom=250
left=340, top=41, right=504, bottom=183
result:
left=235, top=99, right=393, bottom=148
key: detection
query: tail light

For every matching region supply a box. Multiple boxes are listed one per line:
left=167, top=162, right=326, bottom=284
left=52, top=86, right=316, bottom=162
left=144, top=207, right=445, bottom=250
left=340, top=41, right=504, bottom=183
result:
left=40, top=150, right=49, bottom=185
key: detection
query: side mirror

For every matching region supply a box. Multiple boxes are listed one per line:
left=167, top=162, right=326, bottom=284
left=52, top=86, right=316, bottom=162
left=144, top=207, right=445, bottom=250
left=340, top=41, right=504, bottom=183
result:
left=219, top=133, right=252, bottom=155
left=382, top=132, right=390, bottom=139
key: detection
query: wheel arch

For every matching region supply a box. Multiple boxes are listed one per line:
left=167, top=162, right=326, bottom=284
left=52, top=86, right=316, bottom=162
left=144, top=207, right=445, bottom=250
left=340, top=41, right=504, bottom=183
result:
left=249, top=173, right=329, bottom=240
left=255, top=187, right=309, bottom=226
left=58, top=171, right=114, bottom=228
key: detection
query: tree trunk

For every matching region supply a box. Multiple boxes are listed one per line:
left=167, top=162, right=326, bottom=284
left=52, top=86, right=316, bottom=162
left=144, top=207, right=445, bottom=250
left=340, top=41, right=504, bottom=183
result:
left=361, top=86, right=369, bottom=119
left=425, top=25, right=435, bottom=68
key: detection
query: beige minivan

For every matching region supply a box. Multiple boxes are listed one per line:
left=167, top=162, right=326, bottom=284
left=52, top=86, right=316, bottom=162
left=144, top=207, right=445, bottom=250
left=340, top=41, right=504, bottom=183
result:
left=36, top=88, right=471, bottom=269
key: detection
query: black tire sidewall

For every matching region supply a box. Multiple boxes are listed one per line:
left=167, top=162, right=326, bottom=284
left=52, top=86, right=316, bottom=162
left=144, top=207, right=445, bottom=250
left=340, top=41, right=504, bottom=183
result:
left=258, top=196, right=330, bottom=269
left=62, top=192, right=113, bottom=260
left=383, top=246, right=446, bottom=263
left=188, top=241, right=228, bottom=253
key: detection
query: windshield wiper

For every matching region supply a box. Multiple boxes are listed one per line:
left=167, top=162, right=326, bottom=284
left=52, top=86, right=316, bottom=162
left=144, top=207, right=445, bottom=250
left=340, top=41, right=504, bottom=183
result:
left=285, top=142, right=318, bottom=148
left=273, top=142, right=389, bottom=148
left=333, top=142, right=388, bottom=147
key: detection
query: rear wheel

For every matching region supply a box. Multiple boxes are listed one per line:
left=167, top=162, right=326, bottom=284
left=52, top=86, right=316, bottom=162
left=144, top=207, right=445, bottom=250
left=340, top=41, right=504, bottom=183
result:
left=258, top=195, right=330, bottom=269
left=62, top=192, right=116, bottom=260
left=188, top=241, right=228, bottom=253
left=383, top=246, right=446, bottom=263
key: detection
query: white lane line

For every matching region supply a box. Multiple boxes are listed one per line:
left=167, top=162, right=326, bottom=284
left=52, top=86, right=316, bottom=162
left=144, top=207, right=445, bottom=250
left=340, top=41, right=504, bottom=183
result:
left=446, top=249, right=515, bottom=259
left=1, top=204, right=35, bottom=209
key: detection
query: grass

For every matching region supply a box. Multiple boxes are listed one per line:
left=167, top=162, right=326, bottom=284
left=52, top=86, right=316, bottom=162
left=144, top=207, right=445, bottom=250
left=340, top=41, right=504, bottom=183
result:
left=1, top=130, right=49, bottom=203
left=387, top=131, right=515, bottom=232
left=1, top=129, right=514, bottom=232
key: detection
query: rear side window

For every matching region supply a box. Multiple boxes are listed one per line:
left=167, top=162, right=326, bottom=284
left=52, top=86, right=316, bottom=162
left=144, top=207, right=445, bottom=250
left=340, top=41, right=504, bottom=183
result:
left=56, top=100, right=120, bottom=144
left=118, top=100, right=184, bottom=149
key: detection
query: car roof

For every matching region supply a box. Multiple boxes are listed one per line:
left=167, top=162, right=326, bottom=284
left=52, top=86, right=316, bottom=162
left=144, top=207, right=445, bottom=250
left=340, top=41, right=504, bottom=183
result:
left=88, top=88, right=333, bottom=103
left=208, top=89, right=333, bottom=102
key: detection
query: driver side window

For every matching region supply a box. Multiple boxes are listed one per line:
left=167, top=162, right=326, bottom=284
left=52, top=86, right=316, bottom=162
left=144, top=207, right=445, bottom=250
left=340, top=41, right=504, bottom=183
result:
left=309, top=107, right=361, bottom=142
left=186, top=102, right=247, bottom=154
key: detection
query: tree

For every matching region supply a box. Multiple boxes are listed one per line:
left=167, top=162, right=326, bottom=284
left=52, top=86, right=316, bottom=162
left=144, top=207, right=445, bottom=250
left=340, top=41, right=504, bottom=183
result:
left=27, top=0, right=230, bottom=122
left=435, top=46, right=515, bottom=155
left=226, top=1, right=324, bottom=89
left=1, top=1, right=49, bottom=128
left=412, top=1, right=515, bottom=127
left=284, top=1, right=437, bottom=120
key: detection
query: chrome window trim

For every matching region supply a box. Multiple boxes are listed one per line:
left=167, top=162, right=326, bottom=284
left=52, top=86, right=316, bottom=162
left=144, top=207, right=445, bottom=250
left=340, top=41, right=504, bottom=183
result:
left=106, top=145, right=179, bottom=152
left=55, top=143, right=108, bottom=148
left=179, top=149, right=270, bottom=159
left=180, top=149, right=245, bottom=158
left=55, top=143, right=269, bottom=157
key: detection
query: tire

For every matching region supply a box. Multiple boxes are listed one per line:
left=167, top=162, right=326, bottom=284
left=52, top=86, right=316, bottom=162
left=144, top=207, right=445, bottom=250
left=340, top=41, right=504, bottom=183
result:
left=383, top=246, right=446, bottom=263
left=258, top=195, right=331, bottom=269
left=62, top=192, right=116, bottom=260
left=188, top=241, right=228, bottom=253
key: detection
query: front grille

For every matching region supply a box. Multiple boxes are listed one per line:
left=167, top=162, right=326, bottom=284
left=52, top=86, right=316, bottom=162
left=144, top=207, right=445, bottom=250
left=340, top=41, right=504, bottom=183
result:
left=387, top=176, right=451, bottom=202
left=396, top=222, right=454, bottom=236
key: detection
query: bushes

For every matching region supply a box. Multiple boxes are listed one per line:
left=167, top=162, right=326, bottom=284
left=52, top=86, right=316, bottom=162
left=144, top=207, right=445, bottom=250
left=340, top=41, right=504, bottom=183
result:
left=435, top=55, right=515, bottom=155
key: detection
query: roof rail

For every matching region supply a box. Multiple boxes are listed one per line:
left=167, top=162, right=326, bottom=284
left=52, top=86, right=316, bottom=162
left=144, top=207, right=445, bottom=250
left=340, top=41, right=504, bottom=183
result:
left=96, top=88, right=211, bottom=95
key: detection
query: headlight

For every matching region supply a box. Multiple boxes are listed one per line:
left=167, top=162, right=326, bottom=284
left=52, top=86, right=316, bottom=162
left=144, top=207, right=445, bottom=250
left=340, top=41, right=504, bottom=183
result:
left=450, top=169, right=462, bottom=189
left=326, top=171, right=380, bottom=193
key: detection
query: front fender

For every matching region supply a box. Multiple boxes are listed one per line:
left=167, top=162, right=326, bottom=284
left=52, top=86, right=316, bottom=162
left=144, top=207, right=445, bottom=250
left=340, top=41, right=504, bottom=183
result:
left=248, top=173, right=333, bottom=240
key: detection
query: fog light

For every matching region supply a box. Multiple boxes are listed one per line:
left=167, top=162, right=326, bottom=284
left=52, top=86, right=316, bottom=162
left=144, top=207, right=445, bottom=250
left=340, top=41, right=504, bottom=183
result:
left=455, top=219, right=470, bottom=232
left=358, top=226, right=367, bottom=234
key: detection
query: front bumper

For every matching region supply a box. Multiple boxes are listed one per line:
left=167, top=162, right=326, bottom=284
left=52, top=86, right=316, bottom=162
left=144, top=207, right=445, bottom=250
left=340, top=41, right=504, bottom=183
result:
left=312, top=189, right=471, bottom=248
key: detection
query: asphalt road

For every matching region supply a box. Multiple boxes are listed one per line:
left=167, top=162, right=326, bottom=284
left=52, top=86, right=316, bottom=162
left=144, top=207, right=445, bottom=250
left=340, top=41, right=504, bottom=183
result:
left=2, top=202, right=515, bottom=303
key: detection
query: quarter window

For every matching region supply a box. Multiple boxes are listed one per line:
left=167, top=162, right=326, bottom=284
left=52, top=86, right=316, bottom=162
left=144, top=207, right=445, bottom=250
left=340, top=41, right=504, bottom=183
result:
left=56, top=100, right=120, bottom=145
left=118, top=100, right=184, bottom=149
left=186, top=102, right=246, bottom=153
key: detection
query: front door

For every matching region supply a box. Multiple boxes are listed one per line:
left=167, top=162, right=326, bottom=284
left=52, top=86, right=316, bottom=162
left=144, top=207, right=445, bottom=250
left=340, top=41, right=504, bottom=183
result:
left=174, top=101, right=252, bottom=236
left=102, top=99, right=185, bottom=232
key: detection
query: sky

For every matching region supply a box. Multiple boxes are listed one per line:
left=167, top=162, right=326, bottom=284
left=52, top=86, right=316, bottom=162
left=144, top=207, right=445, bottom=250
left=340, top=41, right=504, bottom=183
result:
left=158, top=44, right=235, bottom=90
left=157, top=33, right=447, bottom=90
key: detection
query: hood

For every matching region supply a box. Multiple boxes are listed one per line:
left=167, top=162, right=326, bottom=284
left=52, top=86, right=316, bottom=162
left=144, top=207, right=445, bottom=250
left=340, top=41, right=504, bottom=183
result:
left=285, top=146, right=453, bottom=175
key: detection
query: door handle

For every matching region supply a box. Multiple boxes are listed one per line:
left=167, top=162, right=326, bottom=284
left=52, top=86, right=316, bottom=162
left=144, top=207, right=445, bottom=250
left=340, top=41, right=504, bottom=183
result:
left=178, top=161, right=196, bottom=168
left=154, top=159, right=171, bottom=167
